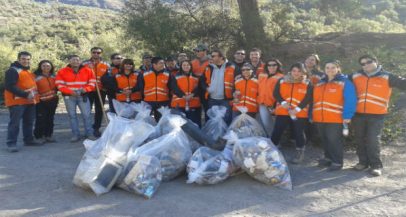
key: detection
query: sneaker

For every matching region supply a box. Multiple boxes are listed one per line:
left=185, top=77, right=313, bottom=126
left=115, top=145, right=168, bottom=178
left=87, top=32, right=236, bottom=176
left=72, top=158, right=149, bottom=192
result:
left=24, top=140, right=44, bottom=146
left=317, top=158, right=332, bottom=167
left=291, top=149, right=305, bottom=164
left=7, top=146, right=19, bottom=153
left=45, top=137, right=57, bottom=143
left=370, top=168, right=382, bottom=176
left=70, top=136, right=81, bottom=143
left=328, top=163, right=343, bottom=171
left=86, top=135, right=97, bottom=141
left=353, top=163, right=368, bottom=171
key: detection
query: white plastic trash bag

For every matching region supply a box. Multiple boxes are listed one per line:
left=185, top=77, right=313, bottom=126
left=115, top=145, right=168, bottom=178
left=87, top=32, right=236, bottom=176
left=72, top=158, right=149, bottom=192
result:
left=133, top=101, right=157, bottom=126
left=226, top=131, right=292, bottom=190
left=202, top=106, right=228, bottom=143
left=228, top=106, right=266, bottom=138
left=112, top=99, right=137, bottom=119
left=187, top=145, right=238, bottom=185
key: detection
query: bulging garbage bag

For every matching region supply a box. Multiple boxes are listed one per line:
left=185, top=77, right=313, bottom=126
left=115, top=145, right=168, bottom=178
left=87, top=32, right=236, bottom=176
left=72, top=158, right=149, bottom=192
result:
left=186, top=145, right=238, bottom=185
left=202, top=105, right=228, bottom=145
left=118, top=154, right=162, bottom=199
left=227, top=106, right=266, bottom=138
left=226, top=131, right=292, bottom=190
left=133, top=101, right=157, bottom=126
left=112, top=99, right=138, bottom=119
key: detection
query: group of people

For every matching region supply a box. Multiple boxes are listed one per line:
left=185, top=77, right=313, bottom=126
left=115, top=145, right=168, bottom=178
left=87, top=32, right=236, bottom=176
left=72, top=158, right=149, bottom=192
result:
left=4, top=44, right=406, bottom=177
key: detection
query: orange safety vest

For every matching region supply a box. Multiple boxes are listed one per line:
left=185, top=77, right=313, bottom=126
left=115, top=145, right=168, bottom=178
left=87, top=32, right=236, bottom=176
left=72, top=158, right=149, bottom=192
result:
left=82, top=60, right=109, bottom=89
left=233, top=75, right=258, bottom=113
left=274, top=79, right=310, bottom=118
left=35, top=75, right=58, bottom=102
left=257, top=72, right=284, bottom=107
left=171, top=73, right=201, bottom=108
left=191, top=59, right=209, bottom=77
left=4, top=67, right=39, bottom=107
left=204, top=63, right=235, bottom=100
left=115, top=72, right=141, bottom=102
left=55, top=66, right=96, bottom=95
left=251, top=62, right=265, bottom=77
left=310, top=70, right=325, bottom=86
left=352, top=71, right=392, bottom=114
left=312, top=80, right=345, bottom=123
left=143, top=70, right=170, bottom=102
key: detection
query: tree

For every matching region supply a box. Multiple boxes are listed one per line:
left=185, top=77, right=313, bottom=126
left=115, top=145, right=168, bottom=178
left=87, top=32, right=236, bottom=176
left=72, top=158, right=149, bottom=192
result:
left=237, top=0, right=268, bottom=48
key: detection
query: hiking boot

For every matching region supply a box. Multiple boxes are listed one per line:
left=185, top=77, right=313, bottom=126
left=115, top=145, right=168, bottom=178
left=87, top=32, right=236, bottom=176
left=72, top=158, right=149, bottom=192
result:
left=7, top=146, right=19, bottom=153
left=45, top=136, right=57, bottom=143
left=317, top=158, right=332, bottom=167
left=70, top=136, right=81, bottom=143
left=291, top=149, right=305, bottom=164
left=353, top=163, right=368, bottom=171
left=370, top=168, right=382, bottom=176
left=328, top=163, right=343, bottom=171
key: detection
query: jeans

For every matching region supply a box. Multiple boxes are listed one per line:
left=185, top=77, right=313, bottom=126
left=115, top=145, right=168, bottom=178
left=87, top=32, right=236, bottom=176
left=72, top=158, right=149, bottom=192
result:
left=64, top=95, right=93, bottom=137
left=34, top=98, right=58, bottom=139
left=6, top=104, right=36, bottom=147
left=89, top=91, right=107, bottom=131
left=208, top=98, right=232, bottom=125
left=258, top=104, right=275, bottom=137
left=271, top=115, right=307, bottom=149
left=317, top=123, right=344, bottom=165
left=353, top=114, right=385, bottom=169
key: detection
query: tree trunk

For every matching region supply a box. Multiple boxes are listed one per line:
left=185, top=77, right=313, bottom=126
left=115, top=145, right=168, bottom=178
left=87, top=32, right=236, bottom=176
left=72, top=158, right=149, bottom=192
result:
left=237, top=0, right=267, bottom=49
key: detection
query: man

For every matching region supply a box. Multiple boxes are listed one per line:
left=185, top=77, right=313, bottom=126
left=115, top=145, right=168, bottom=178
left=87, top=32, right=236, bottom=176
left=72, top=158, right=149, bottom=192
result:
left=350, top=55, right=406, bottom=176
left=4, top=51, right=41, bottom=152
left=82, top=47, right=110, bottom=137
left=165, top=56, right=179, bottom=76
left=101, top=53, right=123, bottom=113
left=139, top=53, right=152, bottom=74
left=177, top=52, right=188, bottom=63
left=191, top=44, right=210, bottom=77
left=249, top=48, right=265, bottom=76
left=139, top=57, right=171, bottom=122
left=231, top=49, right=247, bottom=76
left=200, top=49, right=236, bottom=125
left=56, top=55, right=96, bottom=142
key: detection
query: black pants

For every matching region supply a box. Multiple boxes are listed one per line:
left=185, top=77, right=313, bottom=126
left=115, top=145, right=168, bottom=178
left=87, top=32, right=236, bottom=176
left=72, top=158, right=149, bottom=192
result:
left=175, top=107, right=202, bottom=128
left=305, top=121, right=321, bottom=145
left=271, top=115, right=307, bottom=149
left=353, top=114, right=385, bottom=169
left=34, top=99, right=58, bottom=139
left=106, top=92, right=115, bottom=113
left=146, top=101, right=170, bottom=122
left=7, top=104, right=36, bottom=147
left=89, top=91, right=107, bottom=130
left=317, top=123, right=344, bottom=165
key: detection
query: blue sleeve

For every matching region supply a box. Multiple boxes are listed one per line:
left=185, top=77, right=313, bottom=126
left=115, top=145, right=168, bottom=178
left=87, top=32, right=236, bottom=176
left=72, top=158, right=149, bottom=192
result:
left=342, top=79, right=357, bottom=120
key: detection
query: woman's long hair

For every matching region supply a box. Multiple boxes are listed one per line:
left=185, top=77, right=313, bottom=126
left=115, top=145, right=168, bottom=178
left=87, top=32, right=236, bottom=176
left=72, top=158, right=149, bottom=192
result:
left=34, top=60, right=55, bottom=76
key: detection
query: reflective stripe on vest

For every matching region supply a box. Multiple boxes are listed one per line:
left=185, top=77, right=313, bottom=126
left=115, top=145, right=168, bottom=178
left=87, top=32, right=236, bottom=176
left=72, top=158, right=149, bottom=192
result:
left=233, top=76, right=258, bottom=113
left=143, top=71, right=170, bottom=102
left=312, top=80, right=344, bottom=123
left=274, top=79, right=309, bottom=118
left=171, top=74, right=200, bottom=108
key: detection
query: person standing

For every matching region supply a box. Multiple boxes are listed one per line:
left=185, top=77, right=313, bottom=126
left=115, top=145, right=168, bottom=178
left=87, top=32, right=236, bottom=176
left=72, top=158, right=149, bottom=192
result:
left=101, top=53, right=123, bottom=113
left=312, top=60, right=357, bottom=171
left=232, top=63, right=258, bottom=118
left=271, top=63, right=312, bottom=164
left=114, top=59, right=142, bottom=103
left=4, top=51, right=40, bottom=152
left=249, top=48, right=265, bottom=77
left=231, top=49, right=247, bottom=76
left=56, top=55, right=96, bottom=142
left=139, top=53, right=152, bottom=74
left=350, top=55, right=406, bottom=176
left=33, top=60, right=59, bottom=144
left=82, top=47, right=110, bottom=137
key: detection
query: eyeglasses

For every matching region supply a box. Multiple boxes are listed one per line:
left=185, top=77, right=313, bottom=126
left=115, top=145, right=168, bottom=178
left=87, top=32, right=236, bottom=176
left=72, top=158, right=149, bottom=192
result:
left=241, top=68, right=251, bottom=71
left=114, top=57, right=123, bottom=60
left=268, top=63, right=278, bottom=67
left=92, top=51, right=102, bottom=54
left=360, top=60, right=374, bottom=66
left=236, top=52, right=245, bottom=55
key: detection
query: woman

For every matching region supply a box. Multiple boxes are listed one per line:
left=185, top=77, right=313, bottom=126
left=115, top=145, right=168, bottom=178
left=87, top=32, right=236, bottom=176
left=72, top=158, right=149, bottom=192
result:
left=170, top=60, right=202, bottom=127
left=114, top=59, right=142, bottom=103
left=257, top=58, right=284, bottom=137
left=271, top=63, right=312, bottom=164
left=33, top=60, right=59, bottom=143
left=232, top=63, right=258, bottom=118
left=313, top=60, right=357, bottom=170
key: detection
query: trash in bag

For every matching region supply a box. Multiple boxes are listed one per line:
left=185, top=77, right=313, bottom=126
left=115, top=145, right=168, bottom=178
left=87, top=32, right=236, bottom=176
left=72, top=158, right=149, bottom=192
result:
left=113, top=99, right=138, bottom=119
left=129, top=116, right=192, bottom=182
left=226, top=131, right=292, bottom=190
left=118, top=154, right=162, bottom=199
left=203, top=105, right=228, bottom=141
left=133, top=101, right=157, bottom=126
left=186, top=144, right=238, bottom=185
left=228, top=106, right=266, bottom=138
left=73, top=112, right=155, bottom=195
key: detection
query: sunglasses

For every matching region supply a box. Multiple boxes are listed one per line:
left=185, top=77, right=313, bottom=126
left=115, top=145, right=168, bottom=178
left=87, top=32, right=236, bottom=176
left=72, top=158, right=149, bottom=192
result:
left=92, top=51, right=102, bottom=54
left=268, top=63, right=278, bottom=67
left=360, top=60, right=374, bottom=66
left=236, top=52, right=245, bottom=55
left=241, top=68, right=251, bottom=71
left=114, top=57, right=123, bottom=60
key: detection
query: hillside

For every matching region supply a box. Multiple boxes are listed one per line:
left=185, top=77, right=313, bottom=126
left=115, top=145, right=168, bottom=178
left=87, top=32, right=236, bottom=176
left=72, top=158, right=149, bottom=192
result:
left=33, top=0, right=124, bottom=10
